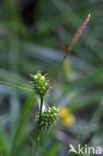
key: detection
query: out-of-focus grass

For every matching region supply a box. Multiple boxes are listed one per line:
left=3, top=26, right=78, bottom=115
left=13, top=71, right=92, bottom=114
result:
left=0, top=0, right=103, bottom=155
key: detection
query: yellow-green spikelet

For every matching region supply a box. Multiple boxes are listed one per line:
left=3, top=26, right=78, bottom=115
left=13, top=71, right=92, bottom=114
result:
left=32, top=72, right=49, bottom=96
left=39, top=106, right=59, bottom=132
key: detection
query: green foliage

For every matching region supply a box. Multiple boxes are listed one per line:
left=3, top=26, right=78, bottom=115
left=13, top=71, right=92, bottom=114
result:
left=10, top=97, right=36, bottom=155
left=0, top=0, right=103, bottom=156
left=0, top=81, right=34, bottom=93
left=45, top=143, right=61, bottom=156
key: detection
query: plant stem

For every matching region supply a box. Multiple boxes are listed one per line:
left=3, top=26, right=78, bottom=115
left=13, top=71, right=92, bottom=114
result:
left=39, top=96, right=44, bottom=122
left=34, top=132, right=40, bottom=156
left=49, top=14, right=91, bottom=85
left=34, top=96, right=44, bottom=156
left=50, top=53, right=68, bottom=85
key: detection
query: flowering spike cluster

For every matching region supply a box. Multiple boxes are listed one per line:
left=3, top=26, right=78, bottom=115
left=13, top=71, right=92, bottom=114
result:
left=39, top=106, right=60, bottom=132
left=32, top=72, right=49, bottom=96
left=66, top=14, right=91, bottom=54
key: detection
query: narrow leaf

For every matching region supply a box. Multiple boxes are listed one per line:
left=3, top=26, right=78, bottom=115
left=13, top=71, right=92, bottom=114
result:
left=0, top=81, right=34, bottom=93
left=10, top=97, right=36, bottom=155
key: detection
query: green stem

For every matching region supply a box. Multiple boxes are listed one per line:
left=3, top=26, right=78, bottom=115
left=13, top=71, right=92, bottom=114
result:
left=39, top=96, right=44, bottom=122
left=49, top=14, right=91, bottom=86
left=34, top=96, right=44, bottom=156
left=0, top=81, right=34, bottom=93
left=34, top=133, right=40, bottom=156
left=50, top=53, right=68, bottom=85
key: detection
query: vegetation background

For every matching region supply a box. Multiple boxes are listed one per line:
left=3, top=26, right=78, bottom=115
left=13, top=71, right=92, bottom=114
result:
left=0, top=0, right=103, bottom=156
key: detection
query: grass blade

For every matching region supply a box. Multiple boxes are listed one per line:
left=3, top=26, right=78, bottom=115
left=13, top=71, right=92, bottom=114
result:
left=0, top=81, right=34, bottom=93
left=10, top=97, right=37, bottom=155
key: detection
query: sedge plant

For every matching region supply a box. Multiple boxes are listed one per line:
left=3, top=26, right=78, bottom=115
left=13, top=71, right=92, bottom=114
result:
left=0, top=14, right=91, bottom=156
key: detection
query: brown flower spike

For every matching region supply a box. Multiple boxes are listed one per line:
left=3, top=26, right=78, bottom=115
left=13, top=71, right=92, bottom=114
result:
left=49, top=14, right=91, bottom=85
left=66, top=14, right=91, bottom=54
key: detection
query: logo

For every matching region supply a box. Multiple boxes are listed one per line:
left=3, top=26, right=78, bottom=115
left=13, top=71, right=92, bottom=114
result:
left=68, top=144, right=103, bottom=155
left=68, top=144, right=78, bottom=154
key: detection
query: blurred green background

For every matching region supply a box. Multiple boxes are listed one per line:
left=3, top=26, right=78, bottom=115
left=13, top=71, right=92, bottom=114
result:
left=0, top=0, right=103, bottom=156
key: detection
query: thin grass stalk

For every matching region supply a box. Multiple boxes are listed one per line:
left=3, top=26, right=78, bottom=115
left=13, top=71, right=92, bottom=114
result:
left=50, top=14, right=91, bottom=85
left=34, top=96, right=44, bottom=156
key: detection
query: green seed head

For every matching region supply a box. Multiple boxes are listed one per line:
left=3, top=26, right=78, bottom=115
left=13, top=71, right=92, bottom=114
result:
left=32, top=72, right=49, bottom=96
left=39, top=106, right=60, bottom=132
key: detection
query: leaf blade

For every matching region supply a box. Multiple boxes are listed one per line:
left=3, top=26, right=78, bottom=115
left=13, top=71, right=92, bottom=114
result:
left=0, top=81, right=34, bottom=93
